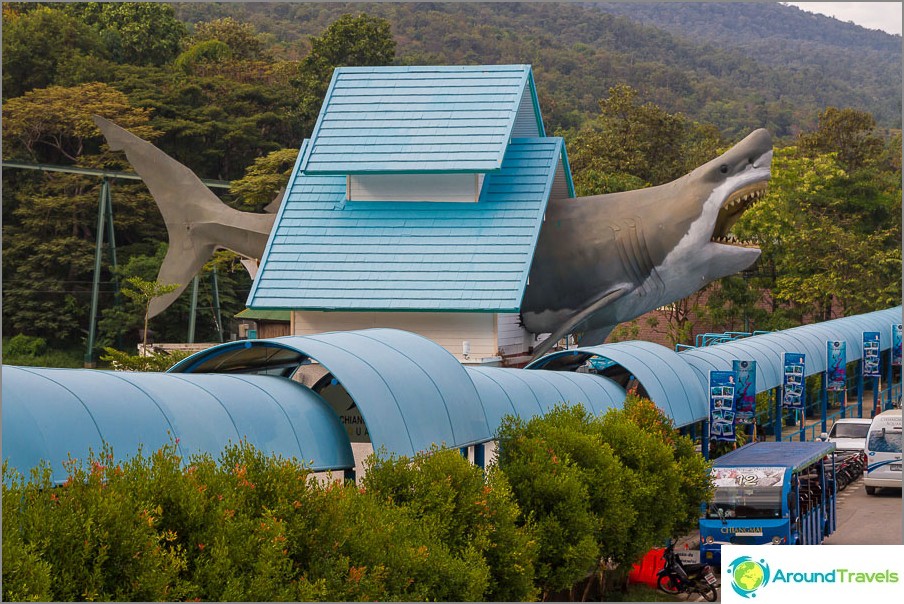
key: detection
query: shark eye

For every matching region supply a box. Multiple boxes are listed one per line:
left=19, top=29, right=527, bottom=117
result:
left=719, top=164, right=729, bottom=174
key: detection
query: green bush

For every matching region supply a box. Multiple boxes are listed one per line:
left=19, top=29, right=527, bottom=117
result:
left=100, top=347, right=191, bottom=371
left=362, top=446, right=538, bottom=601
left=4, top=334, right=48, bottom=358
left=2, top=441, right=537, bottom=602
left=496, top=399, right=712, bottom=600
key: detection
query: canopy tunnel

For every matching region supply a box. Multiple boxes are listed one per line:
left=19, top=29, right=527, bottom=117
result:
left=3, top=307, right=899, bottom=481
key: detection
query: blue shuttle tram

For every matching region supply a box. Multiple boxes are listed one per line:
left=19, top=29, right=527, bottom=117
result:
left=699, top=441, right=837, bottom=566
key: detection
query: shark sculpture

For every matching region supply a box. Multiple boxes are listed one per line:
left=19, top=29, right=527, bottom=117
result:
left=522, top=128, right=772, bottom=358
left=93, top=116, right=278, bottom=318
left=96, top=116, right=771, bottom=354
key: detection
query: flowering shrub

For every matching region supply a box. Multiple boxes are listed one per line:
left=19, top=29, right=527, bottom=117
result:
left=2, top=441, right=532, bottom=601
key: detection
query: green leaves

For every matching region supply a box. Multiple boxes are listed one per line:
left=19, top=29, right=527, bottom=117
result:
left=495, top=399, right=709, bottom=597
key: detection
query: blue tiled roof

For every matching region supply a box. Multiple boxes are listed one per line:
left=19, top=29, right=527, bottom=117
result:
left=299, top=65, right=539, bottom=174
left=247, top=137, right=565, bottom=311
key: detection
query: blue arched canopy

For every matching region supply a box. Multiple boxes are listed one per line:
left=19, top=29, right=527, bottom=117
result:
left=680, top=306, right=902, bottom=393
left=2, top=366, right=354, bottom=484
left=171, top=329, right=493, bottom=457
left=527, top=340, right=708, bottom=427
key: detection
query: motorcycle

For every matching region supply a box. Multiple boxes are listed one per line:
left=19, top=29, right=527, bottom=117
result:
left=656, top=540, right=719, bottom=602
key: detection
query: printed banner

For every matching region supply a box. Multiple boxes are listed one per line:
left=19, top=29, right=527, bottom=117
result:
left=826, top=340, right=847, bottom=392
left=722, top=545, right=904, bottom=602
left=732, top=360, right=756, bottom=423
left=863, top=332, right=881, bottom=378
left=893, top=323, right=902, bottom=367
left=709, top=370, right=737, bottom=442
left=782, top=353, right=806, bottom=409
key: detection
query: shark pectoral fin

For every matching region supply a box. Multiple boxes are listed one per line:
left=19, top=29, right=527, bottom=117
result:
left=147, top=241, right=217, bottom=319
left=529, top=287, right=630, bottom=361
left=575, top=327, right=615, bottom=348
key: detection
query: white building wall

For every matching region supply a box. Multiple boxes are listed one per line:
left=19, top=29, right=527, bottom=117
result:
left=347, top=173, right=483, bottom=203
left=293, top=310, right=501, bottom=363
left=496, top=312, right=533, bottom=356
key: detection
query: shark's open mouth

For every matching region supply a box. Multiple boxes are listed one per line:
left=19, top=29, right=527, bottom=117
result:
left=711, top=182, right=767, bottom=248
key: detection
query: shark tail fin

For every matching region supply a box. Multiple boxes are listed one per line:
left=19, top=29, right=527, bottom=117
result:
left=93, top=115, right=240, bottom=318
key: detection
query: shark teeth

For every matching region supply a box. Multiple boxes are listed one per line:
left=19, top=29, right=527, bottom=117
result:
left=710, top=184, right=767, bottom=247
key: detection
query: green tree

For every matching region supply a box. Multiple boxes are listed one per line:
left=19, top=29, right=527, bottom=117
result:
left=188, top=17, right=269, bottom=61
left=229, top=148, right=298, bottom=212
left=293, top=13, right=397, bottom=133
left=362, top=447, right=538, bottom=602
left=63, top=2, right=187, bottom=66
left=1, top=5, right=109, bottom=99
left=2, top=83, right=164, bottom=346
left=120, top=276, right=181, bottom=348
left=565, top=84, right=723, bottom=195
left=496, top=401, right=710, bottom=598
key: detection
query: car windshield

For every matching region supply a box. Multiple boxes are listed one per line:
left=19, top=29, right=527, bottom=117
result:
left=706, top=486, right=783, bottom=519
left=831, top=423, right=870, bottom=438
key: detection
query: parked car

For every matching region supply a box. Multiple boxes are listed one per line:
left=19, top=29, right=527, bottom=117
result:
left=821, top=417, right=872, bottom=453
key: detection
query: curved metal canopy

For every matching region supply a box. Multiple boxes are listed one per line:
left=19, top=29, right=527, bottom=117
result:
left=171, top=329, right=493, bottom=457
left=1, top=366, right=354, bottom=484
left=680, top=306, right=902, bottom=393
left=527, top=340, right=708, bottom=427
left=466, top=367, right=626, bottom=428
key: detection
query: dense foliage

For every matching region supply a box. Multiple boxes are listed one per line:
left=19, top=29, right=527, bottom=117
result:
left=2, top=399, right=708, bottom=601
left=495, top=397, right=713, bottom=599
left=1, top=2, right=900, bottom=357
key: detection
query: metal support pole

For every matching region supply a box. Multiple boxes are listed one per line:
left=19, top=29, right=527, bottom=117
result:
left=774, top=387, right=782, bottom=442
left=85, top=179, right=109, bottom=368
left=474, top=443, right=486, bottom=469
left=821, top=372, right=828, bottom=434
left=887, top=351, right=893, bottom=408
left=210, top=267, right=224, bottom=343
left=873, top=376, right=880, bottom=416
left=187, top=275, right=200, bottom=343
left=857, top=360, right=864, bottom=417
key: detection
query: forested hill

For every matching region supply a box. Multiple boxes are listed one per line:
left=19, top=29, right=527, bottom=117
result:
left=172, top=2, right=902, bottom=139
left=587, top=2, right=902, bottom=127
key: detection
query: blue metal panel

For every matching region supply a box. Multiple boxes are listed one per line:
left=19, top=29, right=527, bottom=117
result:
left=248, top=138, right=565, bottom=311
left=172, top=329, right=493, bottom=457
left=713, top=441, right=835, bottom=471
left=301, top=65, right=533, bottom=174
left=2, top=366, right=354, bottom=484
left=466, top=367, right=625, bottom=429
left=528, top=341, right=708, bottom=427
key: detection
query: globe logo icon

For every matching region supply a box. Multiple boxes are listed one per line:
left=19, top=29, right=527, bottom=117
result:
left=727, top=556, right=770, bottom=598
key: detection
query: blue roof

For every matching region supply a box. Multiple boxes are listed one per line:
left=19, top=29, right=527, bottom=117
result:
left=680, top=306, right=902, bottom=393
left=526, top=341, right=709, bottom=427
left=1, top=366, right=354, bottom=484
left=299, top=65, right=541, bottom=174
left=712, top=441, right=835, bottom=471
left=466, top=367, right=625, bottom=428
left=248, top=137, right=566, bottom=311
left=171, top=329, right=493, bottom=456
left=170, top=329, right=627, bottom=455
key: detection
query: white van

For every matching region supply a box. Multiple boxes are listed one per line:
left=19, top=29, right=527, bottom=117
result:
left=864, top=409, right=902, bottom=495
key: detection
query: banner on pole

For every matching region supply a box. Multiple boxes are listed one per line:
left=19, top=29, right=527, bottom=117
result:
left=863, top=332, right=881, bottom=378
left=782, top=353, right=805, bottom=409
left=732, top=360, right=756, bottom=423
left=826, top=340, right=846, bottom=391
left=892, top=323, right=902, bottom=367
left=710, top=370, right=738, bottom=442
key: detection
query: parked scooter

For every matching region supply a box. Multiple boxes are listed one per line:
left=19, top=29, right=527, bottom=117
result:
left=656, top=540, right=719, bottom=602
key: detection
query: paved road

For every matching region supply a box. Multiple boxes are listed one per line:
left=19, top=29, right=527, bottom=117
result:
left=824, top=477, right=903, bottom=544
